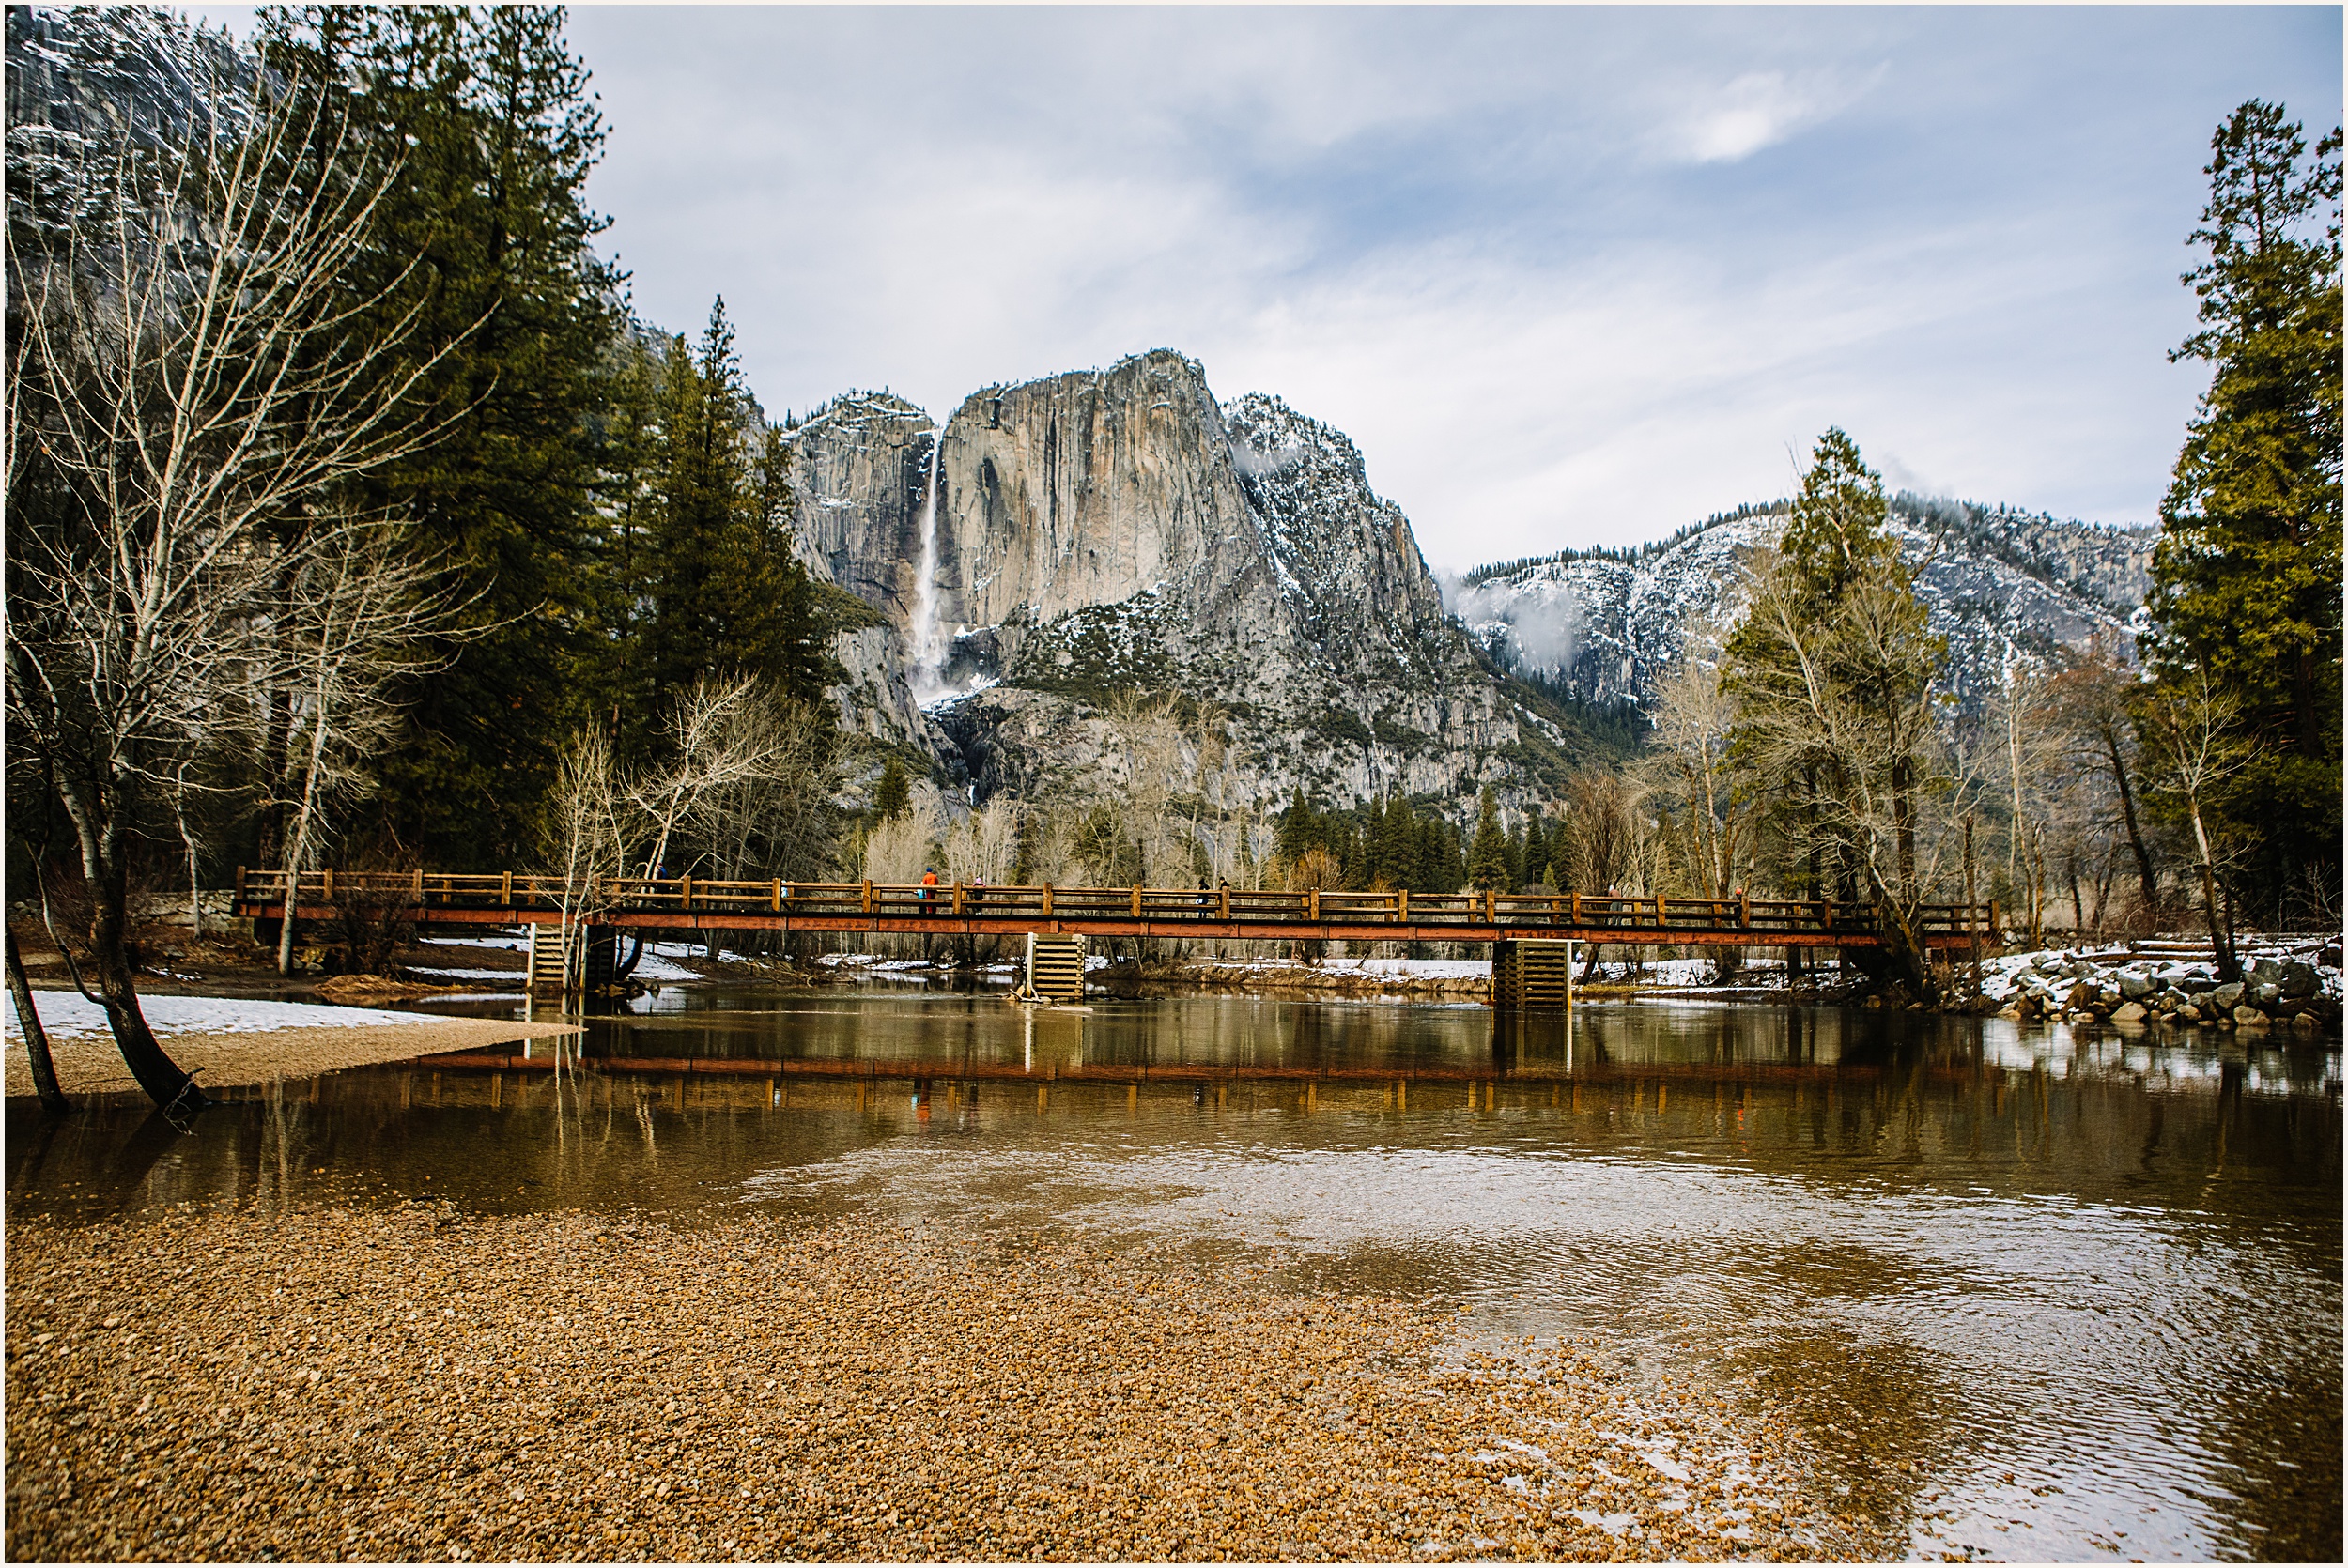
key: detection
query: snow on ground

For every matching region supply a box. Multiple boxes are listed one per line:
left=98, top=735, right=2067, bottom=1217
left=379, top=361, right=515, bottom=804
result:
left=419, top=932, right=528, bottom=951
left=1196, top=956, right=1490, bottom=980
left=406, top=966, right=524, bottom=981
left=3, top=992, right=427, bottom=1042
left=1970, top=939, right=2340, bottom=1010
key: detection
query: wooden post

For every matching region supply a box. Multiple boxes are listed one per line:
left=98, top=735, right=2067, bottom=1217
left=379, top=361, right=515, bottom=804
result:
left=771, top=879, right=782, bottom=912
left=954, top=883, right=966, bottom=916
left=1656, top=894, right=1667, bottom=930
left=1042, top=884, right=1054, bottom=918
left=1484, top=888, right=1495, bottom=924
left=235, top=866, right=247, bottom=901
left=413, top=868, right=425, bottom=900
left=1738, top=890, right=1750, bottom=928
left=1397, top=887, right=1409, bottom=923
left=1821, top=898, right=1833, bottom=930
left=1132, top=884, right=1142, bottom=919
left=862, top=881, right=874, bottom=915
left=322, top=867, right=335, bottom=900
left=1569, top=890, right=1580, bottom=926
left=682, top=875, right=693, bottom=911
left=501, top=871, right=513, bottom=907
left=1218, top=885, right=1230, bottom=921
left=1307, top=889, right=1321, bottom=924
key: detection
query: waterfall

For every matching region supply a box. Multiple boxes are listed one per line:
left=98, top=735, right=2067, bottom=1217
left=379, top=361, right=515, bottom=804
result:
left=909, top=423, right=946, bottom=704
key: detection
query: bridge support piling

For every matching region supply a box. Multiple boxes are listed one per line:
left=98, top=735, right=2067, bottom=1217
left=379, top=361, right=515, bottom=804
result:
left=1491, top=938, right=1574, bottom=1009
left=1024, top=933, right=1086, bottom=1000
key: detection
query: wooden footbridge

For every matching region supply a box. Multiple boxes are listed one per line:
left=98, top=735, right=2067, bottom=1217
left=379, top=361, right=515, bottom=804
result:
left=235, top=869, right=1993, bottom=948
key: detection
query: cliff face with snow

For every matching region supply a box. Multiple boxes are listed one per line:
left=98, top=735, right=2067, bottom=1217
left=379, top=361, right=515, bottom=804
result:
left=1451, top=502, right=2155, bottom=715
left=786, top=350, right=1571, bottom=807
left=793, top=349, right=2156, bottom=807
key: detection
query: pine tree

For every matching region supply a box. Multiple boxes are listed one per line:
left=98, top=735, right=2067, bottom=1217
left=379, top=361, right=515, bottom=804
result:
left=1466, top=787, right=1510, bottom=891
left=1723, top=429, right=1947, bottom=994
left=873, top=758, right=911, bottom=823
left=1522, top=810, right=1550, bottom=891
left=258, top=5, right=626, bottom=863
left=2144, top=100, right=2342, bottom=919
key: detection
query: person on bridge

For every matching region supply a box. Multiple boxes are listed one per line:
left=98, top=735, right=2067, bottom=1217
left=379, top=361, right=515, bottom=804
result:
left=969, top=877, right=985, bottom=912
left=920, top=867, right=939, bottom=912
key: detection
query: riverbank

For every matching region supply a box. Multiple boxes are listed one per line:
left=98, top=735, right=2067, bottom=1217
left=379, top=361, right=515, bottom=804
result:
left=4, top=1204, right=1875, bottom=1563
left=2, top=991, right=577, bottom=1098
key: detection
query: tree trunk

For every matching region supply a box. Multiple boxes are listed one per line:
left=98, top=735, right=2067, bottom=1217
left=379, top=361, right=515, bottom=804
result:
left=2104, top=730, right=2160, bottom=916
left=1861, top=855, right=1935, bottom=1003
left=1963, top=814, right=1980, bottom=995
left=51, top=778, right=201, bottom=1110
left=83, top=854, right=200, bottom=1108
left=2188, top=800, right=2241, bottom=981
left=277, top=711, right=336, bottom=976
left=6, top=925, right=70, bottom=1115
left=1893, top=757, right=1915, bottom=894
left=256, top=684, right=292, bottom=867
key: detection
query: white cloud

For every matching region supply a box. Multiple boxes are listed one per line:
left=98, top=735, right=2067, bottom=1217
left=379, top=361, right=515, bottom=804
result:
left=167, top=2, right=2333, bottom=570
left=1658, top=68, right=1875, bottom=164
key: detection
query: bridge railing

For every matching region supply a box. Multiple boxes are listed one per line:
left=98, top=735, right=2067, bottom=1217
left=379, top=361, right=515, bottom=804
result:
left=232, top=868, right=1992, bottom=937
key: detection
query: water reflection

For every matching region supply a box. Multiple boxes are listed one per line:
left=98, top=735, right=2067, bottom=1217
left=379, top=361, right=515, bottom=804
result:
left=7, top=995, right=2339, bottom=1561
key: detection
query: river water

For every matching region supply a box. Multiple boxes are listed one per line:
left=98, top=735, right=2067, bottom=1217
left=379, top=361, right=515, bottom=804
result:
left=8, top=989, right=2340, bottom=1561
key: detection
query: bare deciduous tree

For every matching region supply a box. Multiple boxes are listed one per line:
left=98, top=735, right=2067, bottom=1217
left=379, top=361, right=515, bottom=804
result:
left=1727, top=552, right=1966, bottom=996
left=4, top=73, right=466, bottom=1105
left=2143, top=670, right=2249, bottom=979
left=1646, top=630, right=1753, bottom=901
left=271, top=522, right=482, bottom=975
left=537, top=679, right=836, bottom=979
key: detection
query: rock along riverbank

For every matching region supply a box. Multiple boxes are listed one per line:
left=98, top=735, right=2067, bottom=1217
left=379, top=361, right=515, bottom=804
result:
left=6, top=1206, right=1877, bottom=1563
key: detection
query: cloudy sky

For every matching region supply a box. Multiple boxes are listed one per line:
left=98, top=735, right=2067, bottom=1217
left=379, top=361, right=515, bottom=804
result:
left=192, top=4, right=2340, bottom=571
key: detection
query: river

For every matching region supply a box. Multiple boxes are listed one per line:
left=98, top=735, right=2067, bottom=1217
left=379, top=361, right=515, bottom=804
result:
left=8, top=989, right=2339, bottom=1561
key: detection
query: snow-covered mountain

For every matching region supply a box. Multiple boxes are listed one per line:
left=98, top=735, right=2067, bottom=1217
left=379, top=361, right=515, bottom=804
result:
left=1450, top=500, right=2155, bottom=715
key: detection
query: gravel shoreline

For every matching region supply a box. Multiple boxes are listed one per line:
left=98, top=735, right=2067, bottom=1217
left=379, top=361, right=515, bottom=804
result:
left=7, top=1206, right=1877, bottom=1562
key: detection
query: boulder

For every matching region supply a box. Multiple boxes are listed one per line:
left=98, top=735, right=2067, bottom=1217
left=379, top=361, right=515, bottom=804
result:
left=2250, top=981, right=2281, bottom=1008
left=2290, top=1012, right=2320, bottom=1031
left=2251, top=958, right=2282, bottom=984
left=2110, top=1001, right=2148, bottom=1023
left=1996, top=1007, right=2023, bottom=1022
left=2118, top=972, right=2154, bottom=1001
left=2175, top=1004, right=2201, bottom=1022
left=2233, top=1005, right=2269, bottom=1028
left=2279, top=961, right=2320, bottom=999
left=2212, top=981, right=2246, bottom=1010
left=2066, top=961, right=2100, bottom=981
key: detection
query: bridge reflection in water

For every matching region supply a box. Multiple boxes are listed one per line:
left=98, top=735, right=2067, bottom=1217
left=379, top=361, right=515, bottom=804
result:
left=355, top=991, right=1992, bottom=1118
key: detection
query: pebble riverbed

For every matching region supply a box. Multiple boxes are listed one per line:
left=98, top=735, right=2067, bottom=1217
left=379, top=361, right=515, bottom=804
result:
left=5, top=1205, right=1877, bottom=1562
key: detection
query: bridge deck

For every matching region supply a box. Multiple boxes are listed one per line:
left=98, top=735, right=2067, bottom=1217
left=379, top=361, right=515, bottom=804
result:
left=235, top=869, right=1994, bottom=950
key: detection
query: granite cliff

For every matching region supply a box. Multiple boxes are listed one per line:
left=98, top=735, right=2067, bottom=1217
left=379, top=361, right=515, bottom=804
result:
left=786, top=351, right=1589, bottom=808
left=791, top=351, right=2156, bottom=811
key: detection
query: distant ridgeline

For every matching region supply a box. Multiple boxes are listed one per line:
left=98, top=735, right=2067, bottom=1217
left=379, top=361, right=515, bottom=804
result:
left=1452, top=495, right=2155, bottom=717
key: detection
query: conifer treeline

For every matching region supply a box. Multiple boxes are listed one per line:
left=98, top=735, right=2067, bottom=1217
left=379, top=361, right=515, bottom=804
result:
left=227, top=7, right=831, bottom=869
